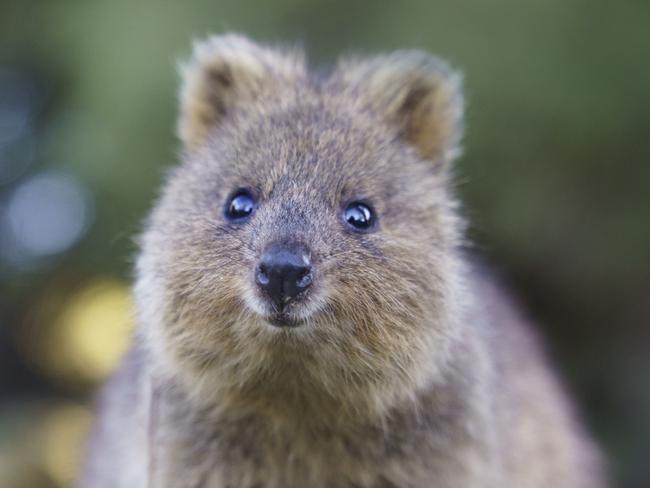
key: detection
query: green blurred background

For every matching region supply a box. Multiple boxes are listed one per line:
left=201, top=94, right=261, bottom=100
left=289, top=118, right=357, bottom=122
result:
left=0, top=1, right=648, bottom=486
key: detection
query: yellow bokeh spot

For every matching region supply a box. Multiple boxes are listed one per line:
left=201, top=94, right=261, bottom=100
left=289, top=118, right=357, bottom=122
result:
left=40, top=404, right=93, bottom=487
left=32, top=279, right=135, bottom=385
left=58, top=280, right=134, bottom=380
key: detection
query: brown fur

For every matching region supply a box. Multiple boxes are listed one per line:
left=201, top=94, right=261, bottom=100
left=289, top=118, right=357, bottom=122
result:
left=79, top=34, right=605, bottom=487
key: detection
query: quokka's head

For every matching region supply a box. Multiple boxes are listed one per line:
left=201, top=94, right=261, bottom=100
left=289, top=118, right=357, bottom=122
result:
left=137, top=34, right=465, bottom=414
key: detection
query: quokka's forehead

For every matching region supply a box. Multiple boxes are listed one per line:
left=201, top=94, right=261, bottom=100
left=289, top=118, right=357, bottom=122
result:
left=212, top=100, right=418, bottom=184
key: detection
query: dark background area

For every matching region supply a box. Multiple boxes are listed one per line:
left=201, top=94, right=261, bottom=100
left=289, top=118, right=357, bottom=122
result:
left=0, top=1, right=648, bottom=486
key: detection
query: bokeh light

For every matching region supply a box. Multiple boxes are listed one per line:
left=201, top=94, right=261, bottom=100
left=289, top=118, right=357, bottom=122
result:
left=21, top=279, right=134, bottom=386
left=2, top=171, right=93, bottom=268
left=41, top=404, right=93, bottom=487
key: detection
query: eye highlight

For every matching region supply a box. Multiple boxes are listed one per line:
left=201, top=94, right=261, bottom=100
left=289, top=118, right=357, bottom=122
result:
left=225, top=189, right=257, bottom=222
left=343, top=201, right=376, bottom=231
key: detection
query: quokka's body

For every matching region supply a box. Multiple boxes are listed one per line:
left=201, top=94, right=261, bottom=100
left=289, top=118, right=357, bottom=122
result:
left=79, top=35, right=605, bottom=487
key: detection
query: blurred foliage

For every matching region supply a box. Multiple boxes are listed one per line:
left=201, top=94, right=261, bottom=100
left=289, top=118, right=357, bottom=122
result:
left=0, top=1, right=648, bottom=486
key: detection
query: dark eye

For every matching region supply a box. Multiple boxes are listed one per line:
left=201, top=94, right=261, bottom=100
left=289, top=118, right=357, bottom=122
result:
left=344, top=201, right=376, bottom=231
left=225, top=190, right=257, bottom=222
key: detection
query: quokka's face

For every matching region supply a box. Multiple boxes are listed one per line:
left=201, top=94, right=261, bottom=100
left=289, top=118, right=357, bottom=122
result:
left=137, top=35, right=465, bottom=401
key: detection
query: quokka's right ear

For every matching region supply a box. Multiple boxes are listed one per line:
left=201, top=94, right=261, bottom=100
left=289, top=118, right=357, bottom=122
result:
left=177, top=34, right=305, bottom=150
left=334, top=51, right=464, bottom=168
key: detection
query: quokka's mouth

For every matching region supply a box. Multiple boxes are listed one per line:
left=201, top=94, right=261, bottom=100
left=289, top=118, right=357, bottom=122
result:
left=266, top=313, right=305, bottom=328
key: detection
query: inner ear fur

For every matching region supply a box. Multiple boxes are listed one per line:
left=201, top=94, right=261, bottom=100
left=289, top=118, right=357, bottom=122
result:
left=177, top=34, right=305, bottom=150
left=335, top=51, right=464, bottom=166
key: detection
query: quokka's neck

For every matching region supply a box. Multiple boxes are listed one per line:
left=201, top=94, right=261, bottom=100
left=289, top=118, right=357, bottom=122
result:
left=153, top=356, right=474, bottom=444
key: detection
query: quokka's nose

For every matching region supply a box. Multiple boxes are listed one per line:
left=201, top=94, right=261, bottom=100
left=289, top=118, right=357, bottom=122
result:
left=255, top=242, right=313, bottom=309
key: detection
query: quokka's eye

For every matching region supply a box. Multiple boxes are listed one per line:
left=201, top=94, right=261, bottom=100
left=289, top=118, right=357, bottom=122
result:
left=343, top=201, right=376, bottom=231
left=225, top=190, right=257, bottom=222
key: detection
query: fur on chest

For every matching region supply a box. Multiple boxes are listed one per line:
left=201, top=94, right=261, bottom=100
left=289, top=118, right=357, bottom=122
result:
left=151, top=391, right=486, bottom=488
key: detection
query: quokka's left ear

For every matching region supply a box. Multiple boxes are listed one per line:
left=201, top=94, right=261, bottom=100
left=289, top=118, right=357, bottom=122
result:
left=177, top=34, right=306, bottom=151
left=334, top=51, right=464, bottom=167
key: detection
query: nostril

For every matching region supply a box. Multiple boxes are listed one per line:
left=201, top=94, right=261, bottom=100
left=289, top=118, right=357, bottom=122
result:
left=295, top=267, right=313, bottom=290
left=256, top=264, right=270, bottom=287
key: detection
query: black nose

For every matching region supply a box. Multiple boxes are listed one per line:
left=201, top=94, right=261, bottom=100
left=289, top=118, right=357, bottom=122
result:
left=256, top=242, right=313, bottom=309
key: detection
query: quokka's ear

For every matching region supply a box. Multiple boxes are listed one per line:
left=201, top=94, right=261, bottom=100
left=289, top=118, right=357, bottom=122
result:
left=335, top=51, right=464, bottom=166
left=178, top=34, right=305, bottom=150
